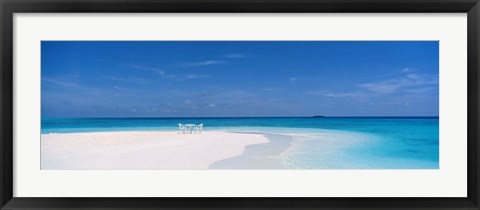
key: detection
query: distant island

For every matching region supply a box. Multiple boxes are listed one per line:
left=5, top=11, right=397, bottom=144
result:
left=313, top=116, right=325, bottom=118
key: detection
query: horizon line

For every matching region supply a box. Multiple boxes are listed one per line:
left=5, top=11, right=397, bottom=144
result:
left=42, top=116, right=440, bottom=119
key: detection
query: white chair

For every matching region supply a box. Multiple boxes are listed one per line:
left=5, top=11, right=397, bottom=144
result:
left=178, top=123, right=186, bottom=134
left=195, top=124, right=203, bottom=134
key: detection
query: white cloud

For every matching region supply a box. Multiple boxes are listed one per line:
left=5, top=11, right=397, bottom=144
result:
left=129, top=64, right=165, bottom=75
left=104, top=76, right=125, bottom=81
left=358, top=82, right=404, bottom=94
left=263, top=88, right=283, bottom=91
left=186, top=74, right=209, bottom=79
left=289, top=76, right=322, bottom=83
left=183, top=60, right=226, bottom=67
left=406, top=74, right=422, bottom=80
left=402, top=67, right=414, bottom=73
left=42, top=77, right=79, bottom=88
left=358, top=73, right=438, bottom=94
left=305, top=91, right=359, bottom=98
left=224, top=53, right=247, bottom=58
left=403, top=87, right=438, bottom=94
left=105, top=76, right=150, bottom=84
left=173, top=74, right=210, bottom=81
left=113, top=86, right=130, bottom=91
left=129, top=64, right=210, bottom=82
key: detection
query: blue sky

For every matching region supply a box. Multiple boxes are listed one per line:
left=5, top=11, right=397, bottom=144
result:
left=41, top=41, right=439, bottom=118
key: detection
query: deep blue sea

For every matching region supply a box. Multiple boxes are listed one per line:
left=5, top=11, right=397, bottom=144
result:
left=41, top=117, right=439, bottom=169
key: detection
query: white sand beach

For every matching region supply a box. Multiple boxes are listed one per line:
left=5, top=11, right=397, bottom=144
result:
left=41, top=131, right=269, bottom=170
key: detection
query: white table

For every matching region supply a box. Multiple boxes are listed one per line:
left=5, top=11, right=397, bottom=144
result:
left=185, top=124, right=195, bottom=134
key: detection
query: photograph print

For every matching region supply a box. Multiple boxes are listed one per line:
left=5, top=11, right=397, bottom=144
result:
left=41, top=41, right=439, bottom=170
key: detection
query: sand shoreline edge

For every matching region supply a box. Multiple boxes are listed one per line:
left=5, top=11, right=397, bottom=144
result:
left=41, top=131, right=271, bottom=170
left=209, top=132, right=293, bottom=169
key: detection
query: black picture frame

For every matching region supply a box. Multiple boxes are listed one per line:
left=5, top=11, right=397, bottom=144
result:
left=1, top=0, right=479, bottom=209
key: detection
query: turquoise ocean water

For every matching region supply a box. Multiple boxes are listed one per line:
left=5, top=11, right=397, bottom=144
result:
left=41, top=117, right=439, bottom=169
